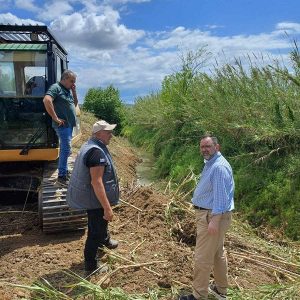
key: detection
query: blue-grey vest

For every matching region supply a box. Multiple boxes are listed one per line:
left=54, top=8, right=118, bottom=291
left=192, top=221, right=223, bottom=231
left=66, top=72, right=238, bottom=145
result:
left=66, top=138, right=119, bottom=209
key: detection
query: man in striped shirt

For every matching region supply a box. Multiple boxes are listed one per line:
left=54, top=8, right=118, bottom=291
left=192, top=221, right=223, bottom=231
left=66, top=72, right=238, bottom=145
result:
left=179, top=135, right=234, bottom=300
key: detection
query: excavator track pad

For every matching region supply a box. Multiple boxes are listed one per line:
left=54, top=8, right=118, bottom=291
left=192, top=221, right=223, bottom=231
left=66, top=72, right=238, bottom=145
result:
left=39, top=158, right=87, bottom=233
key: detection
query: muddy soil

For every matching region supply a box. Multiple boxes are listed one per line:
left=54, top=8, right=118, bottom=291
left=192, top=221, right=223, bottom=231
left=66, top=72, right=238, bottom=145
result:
left=0, top=137, right=298, bottom=299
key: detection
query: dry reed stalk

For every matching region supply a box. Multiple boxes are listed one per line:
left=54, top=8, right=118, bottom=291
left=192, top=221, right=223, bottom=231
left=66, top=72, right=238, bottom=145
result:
left=106, top=250, right=166, bottom=277
left=181, top=187, right=196, bottom=201
left=169, top=199, right=194, bottom=216
left=92, top=261, right=165, bottom=284
left=171, top=279, right=191, bottom=287
left=129, top=187, right=141, bottom=196
left=130, top=178, right=135, bottom=190
left=97, top=264, right=138, bottom=285
left=144, top=267, right=162, bottom=276
left=115, top=220, right=131, bottom=230
left=137, top=212, right=141, bottom=227
left=107, top=250, right=166, bottom=266
left=232, top=276, right=243, bottom=291
left=164, top=179, right=172, bottom=194
left=119, top=198, right=143, bottom=212
left=231, top=252, right=300, bottom=279
left=173, top=171, right=195, bottom=195
left=85, top=263, right=109, bottom=279
left=131, top=239, right=146, bottom=254
left=270, top=251, right=299, bottom=262
left=98, top=260, right=171, bottom=287
left=238, top=249, right=300, bottom=268
left=273, top=270, right=283, bottom=284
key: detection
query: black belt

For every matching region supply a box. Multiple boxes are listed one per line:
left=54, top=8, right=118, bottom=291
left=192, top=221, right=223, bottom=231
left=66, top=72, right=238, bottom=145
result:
left=193, top=205, right=209, bottom=210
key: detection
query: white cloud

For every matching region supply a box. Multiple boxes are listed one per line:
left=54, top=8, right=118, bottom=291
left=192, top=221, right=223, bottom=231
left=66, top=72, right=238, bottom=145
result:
left=205, top=24, right=224, bottom=30
left=276, top=22, right=300, bottom=34
left=0, top=12, right=44, bottom=25
left=146, top=26, right=290, bottom=54
left=76, top=0, right=105, bottom=14
left=67, top=43, right=176, bottom=102
left=104, top=0, right=150, bottom=4
left=50, top=9, right=144, bottom=50
left=38, top=1, right=74, bottom=21
left=15, top=0, right=39, bottom=12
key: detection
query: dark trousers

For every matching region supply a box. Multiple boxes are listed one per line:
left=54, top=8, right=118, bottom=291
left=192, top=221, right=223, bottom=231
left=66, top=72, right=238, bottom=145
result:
left=84, top=208, right=110, bottom=268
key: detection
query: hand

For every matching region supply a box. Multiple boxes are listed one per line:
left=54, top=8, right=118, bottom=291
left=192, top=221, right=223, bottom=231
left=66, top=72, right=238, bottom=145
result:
left=71, top=84, right=76, bottom=93
left=208, top=216, right=221, bottom=235
left=55, top=118, right=65, bottom=127
left=103, top=207, right=113, bottom=222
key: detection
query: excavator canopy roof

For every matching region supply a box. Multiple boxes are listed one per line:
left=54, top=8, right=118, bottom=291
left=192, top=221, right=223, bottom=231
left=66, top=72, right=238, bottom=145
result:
left=0, top=24, right=67, bottom=55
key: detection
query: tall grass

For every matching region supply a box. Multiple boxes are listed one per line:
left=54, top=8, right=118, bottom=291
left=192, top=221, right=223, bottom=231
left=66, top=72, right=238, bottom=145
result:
left=124, top=47, right=300, bottom=240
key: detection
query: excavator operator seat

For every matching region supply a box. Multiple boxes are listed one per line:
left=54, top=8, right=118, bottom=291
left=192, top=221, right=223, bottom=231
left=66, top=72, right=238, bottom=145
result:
left=25, top=76, right=46, bottom=97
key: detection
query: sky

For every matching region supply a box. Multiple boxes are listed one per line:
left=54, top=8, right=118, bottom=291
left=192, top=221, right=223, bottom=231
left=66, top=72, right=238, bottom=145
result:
left=0, top=0, right=300, bottom=103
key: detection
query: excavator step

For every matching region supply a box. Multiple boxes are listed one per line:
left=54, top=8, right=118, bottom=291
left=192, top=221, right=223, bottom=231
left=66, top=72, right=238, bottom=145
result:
left=42, top=198, right=67, bottom=204
left=42, top=214, right=87, bottom=222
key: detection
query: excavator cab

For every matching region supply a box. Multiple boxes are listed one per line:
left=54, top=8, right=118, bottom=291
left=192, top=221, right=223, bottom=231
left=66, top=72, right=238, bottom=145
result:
left=0, top=25, right=86, bottom=232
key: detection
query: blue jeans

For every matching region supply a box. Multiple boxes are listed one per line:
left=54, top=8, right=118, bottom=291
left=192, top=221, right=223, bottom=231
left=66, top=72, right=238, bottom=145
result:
left=54, top=126, right=73, bottom=177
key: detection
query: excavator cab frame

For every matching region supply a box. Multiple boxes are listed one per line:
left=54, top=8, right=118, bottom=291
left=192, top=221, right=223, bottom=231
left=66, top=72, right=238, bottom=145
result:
left=0, top=25, right=86, bottom=232
left=0, top=24, right=75, bottom=160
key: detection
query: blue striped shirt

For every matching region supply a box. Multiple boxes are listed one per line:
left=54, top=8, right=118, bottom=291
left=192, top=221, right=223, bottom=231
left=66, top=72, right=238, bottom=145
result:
left=192, top=152, right=234, bottom=215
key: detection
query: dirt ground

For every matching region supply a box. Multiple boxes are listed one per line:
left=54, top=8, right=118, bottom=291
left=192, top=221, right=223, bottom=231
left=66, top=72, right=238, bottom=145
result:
left=0, top=136, right=299, bottom=299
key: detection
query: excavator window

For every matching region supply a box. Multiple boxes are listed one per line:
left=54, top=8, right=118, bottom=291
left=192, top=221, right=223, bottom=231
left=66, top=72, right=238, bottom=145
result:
left=0, top=48, right=48, bottom=148
left=0, top=62, right=15, bottom=96
left=0, top=50, right=47, bottom=97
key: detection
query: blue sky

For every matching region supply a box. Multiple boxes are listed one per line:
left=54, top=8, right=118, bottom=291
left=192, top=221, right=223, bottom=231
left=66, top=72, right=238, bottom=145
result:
left=0, top=0, right=299, bottom=103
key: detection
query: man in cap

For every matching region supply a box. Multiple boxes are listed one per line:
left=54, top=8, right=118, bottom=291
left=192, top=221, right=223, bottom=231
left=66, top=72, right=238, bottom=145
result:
left=67, top=120, right=119, bottom=274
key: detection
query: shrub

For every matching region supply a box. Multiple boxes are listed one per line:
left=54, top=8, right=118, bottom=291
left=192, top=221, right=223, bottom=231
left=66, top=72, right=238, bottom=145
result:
left=83, top=85, right=124, bottom=135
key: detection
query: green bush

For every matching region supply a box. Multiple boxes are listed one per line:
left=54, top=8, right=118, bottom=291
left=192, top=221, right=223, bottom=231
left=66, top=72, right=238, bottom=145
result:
left=83, top=85, right=124, bottom=134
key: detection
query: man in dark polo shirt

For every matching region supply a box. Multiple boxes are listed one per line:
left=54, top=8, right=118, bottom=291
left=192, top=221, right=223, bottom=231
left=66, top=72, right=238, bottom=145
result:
left=43, top=70, right=78, bottom=184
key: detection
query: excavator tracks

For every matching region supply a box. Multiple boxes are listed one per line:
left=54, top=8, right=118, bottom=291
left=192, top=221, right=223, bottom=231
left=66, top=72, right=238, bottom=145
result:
left=39, top=158, right=87, bottom=232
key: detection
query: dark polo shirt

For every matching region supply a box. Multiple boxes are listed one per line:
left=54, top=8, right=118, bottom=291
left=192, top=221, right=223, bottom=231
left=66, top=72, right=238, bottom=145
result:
left=46, top=82, right=76, bottom=128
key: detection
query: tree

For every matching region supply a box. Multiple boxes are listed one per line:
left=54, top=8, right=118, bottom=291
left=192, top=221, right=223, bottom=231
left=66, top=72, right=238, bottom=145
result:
left=83, top=85, right=124, bottom=134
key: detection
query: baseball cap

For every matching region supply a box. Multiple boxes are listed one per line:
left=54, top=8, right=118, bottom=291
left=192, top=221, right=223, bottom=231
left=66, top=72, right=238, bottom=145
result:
left=92, top=120, right=117, bottom=133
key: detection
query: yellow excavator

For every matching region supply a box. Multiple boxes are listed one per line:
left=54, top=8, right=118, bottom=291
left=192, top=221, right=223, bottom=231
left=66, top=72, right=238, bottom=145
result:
left=0, top=24, right=87, bottom=232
